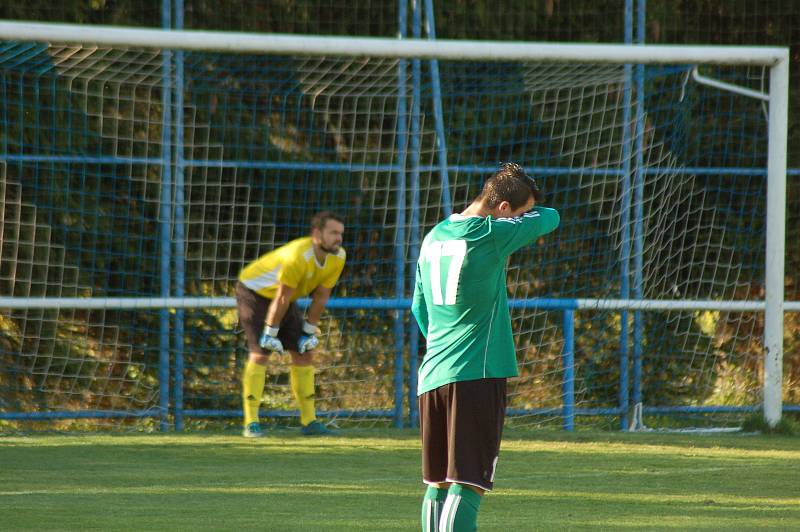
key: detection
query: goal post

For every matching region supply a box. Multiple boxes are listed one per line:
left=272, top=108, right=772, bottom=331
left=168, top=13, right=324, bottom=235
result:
left=0, top=21, right=789, bottom=64
left=0, top=21, right=789, bottom=431
left=764, top=56, right=789, bottom=428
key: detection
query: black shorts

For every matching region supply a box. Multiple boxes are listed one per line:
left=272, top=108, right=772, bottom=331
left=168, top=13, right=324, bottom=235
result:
left=235, top=281, right=304, bottom=354
left=419, top=378, right=507, bottom=492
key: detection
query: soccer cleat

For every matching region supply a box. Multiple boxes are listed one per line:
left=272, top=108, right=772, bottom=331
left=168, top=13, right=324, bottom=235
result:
left=242, top=422, right=265, bottom=438
left=300, top=420, right=336, bottom=436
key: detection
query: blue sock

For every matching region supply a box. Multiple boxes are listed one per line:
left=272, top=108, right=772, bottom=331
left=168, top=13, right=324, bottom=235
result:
left=421, top=485, right=448, bottom=532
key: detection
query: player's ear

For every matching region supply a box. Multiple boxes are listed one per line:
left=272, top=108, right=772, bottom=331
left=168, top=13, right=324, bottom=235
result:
left=497, top=200, right=512, bottom=215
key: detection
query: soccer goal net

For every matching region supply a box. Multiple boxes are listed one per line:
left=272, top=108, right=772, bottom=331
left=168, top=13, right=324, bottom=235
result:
left=0, top=22, right=789, bottom=432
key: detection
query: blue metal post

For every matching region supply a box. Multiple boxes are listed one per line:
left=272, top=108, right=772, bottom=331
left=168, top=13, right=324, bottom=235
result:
left=173, top=0, right=186, bottom=432
left=393, top=0, right=409, bottom=429
left=423, top=0, right=452, bottom=216
left=631, top=0, right=646, bottom=417
left=158, top=0, right=173, bottom=432
left=562, top=310, right=575, bottom=431
left=406, top=0, right=423, bottom=428
left=618, top=0, right=635, bottom=430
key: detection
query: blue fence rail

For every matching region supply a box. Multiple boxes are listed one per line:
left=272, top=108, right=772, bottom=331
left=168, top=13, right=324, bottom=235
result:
left=3, top=297, right=798, bottom=430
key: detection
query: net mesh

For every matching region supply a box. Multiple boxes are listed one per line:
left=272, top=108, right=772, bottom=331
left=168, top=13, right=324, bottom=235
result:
left=0, top=36, right=779, bottom=430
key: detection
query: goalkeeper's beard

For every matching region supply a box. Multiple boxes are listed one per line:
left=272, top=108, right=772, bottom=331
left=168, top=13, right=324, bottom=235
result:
left=320, top=243, right=339, bottom=254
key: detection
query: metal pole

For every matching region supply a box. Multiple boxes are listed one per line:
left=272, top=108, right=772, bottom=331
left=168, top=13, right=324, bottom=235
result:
left=172, top=0, right=186, bottom=432
left=764, top=53, right=789, bottom=427
left=158, top=0, right=172, bottom=432
left=562, top=310, right=575, bottom=431
left=631, top=0, right=646, bottom=421
left=423, top=0, right=452, bottom=216
left=406, top=0, right=423, bottom=428
left=393, top=0, right=409, bottom=429
left=0, top=22, right=787, bottom=64
left=617, top=0, right=634, bottom=430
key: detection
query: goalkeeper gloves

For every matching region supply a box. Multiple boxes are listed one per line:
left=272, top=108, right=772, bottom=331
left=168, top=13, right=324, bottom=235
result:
left=298, top=321, right=319, bottom=354
left=259, top=325, right=284, bottom=354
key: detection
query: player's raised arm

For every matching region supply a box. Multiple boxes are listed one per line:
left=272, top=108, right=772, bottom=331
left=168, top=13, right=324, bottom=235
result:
left=493, top=205, right=560, bottom=257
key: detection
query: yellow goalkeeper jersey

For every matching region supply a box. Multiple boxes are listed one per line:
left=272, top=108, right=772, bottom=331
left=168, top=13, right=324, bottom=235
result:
left=238, top=237, right=346, bottom=300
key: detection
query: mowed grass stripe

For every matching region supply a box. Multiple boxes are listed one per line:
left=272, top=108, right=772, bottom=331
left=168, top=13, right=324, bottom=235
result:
left=1, top=429, right=798, bottom=530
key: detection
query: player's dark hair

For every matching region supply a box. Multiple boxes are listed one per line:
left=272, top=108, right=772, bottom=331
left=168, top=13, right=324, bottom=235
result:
left=478, top=162, right=543, bottom=209
left=311, top=210, right=345, bottom=232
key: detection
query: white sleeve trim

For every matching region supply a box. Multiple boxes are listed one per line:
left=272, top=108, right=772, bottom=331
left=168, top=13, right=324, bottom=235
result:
left=495, top=211, right=540, bottom=225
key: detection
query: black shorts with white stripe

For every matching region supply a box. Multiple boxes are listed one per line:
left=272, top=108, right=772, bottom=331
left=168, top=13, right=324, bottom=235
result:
left=419, top=377, right=507, bottom=491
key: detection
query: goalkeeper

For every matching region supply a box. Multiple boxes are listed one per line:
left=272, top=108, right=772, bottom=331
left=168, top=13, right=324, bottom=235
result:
left=412, top=163, right=559, bottom=531
left=236, top=211, right=346, bottom=437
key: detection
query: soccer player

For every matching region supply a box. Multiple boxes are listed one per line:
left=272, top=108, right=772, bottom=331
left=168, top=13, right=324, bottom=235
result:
left=236, top=211, right=346, bottom=437
left=411, top=163, right=560, bottom=531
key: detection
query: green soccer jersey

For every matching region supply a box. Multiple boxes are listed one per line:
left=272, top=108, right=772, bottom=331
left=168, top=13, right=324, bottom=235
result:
left=412, top=207, right=560, bottom=395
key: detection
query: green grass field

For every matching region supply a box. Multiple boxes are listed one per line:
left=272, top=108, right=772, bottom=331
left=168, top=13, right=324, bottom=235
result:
left=1, top=428, right=798, bottom=530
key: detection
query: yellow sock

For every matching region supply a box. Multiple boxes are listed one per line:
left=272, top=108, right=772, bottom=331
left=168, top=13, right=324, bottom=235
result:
left=242, top=360, right=267, bottom=426
left=290, top=365, right=316, bottom=426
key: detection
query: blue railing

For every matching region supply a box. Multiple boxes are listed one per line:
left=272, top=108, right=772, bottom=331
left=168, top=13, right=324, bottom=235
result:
left=3, top=296, right=797, bottom=430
